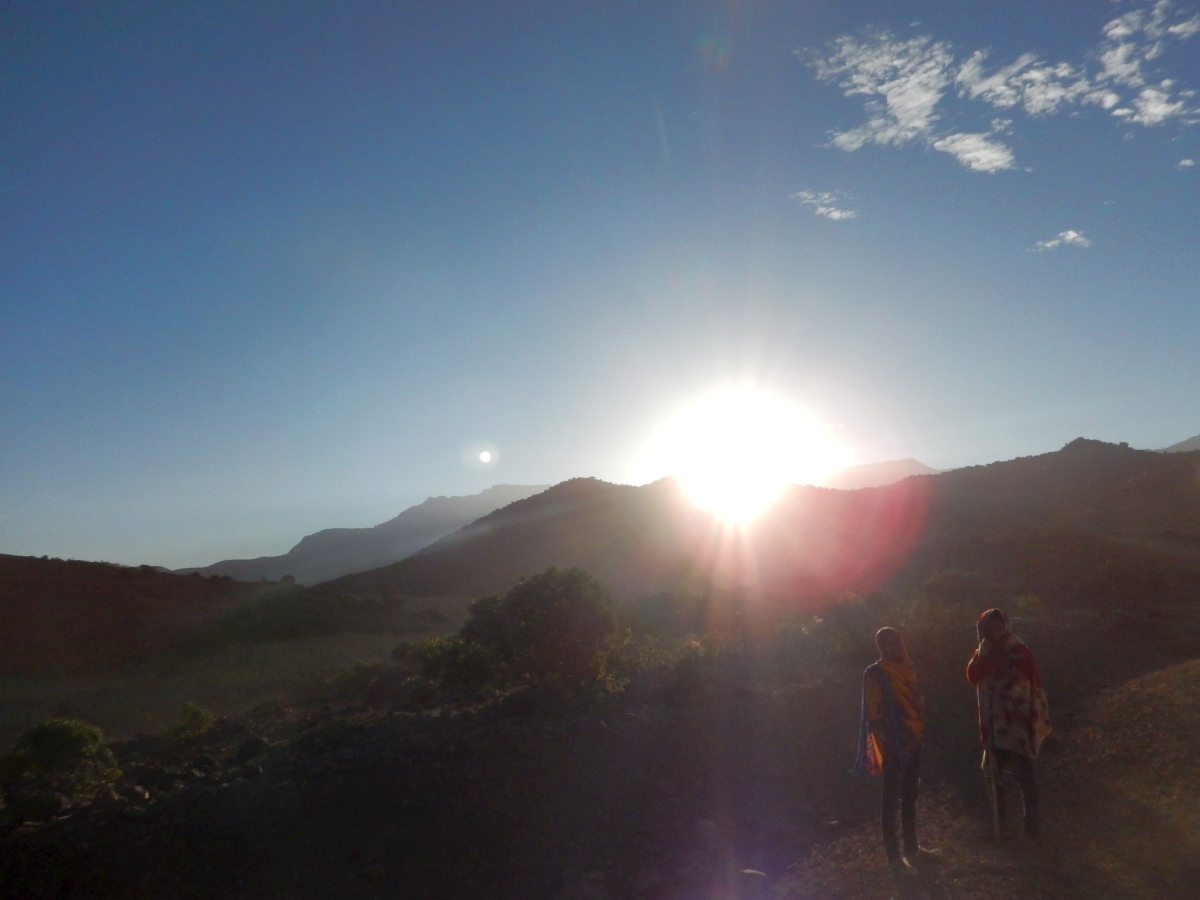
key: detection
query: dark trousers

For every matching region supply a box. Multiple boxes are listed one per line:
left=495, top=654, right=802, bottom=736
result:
left=881, top=746, right=921, bottom=861
left=993, top=748, right=1038, bottom=837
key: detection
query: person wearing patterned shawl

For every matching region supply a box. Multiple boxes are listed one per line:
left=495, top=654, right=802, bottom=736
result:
left=967, top=608, right=1051, bottom=839
left=853, top=627, right=928, bottom=871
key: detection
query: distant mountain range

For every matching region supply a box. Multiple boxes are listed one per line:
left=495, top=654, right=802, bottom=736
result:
left=1162, top=433, right=1200, bottom=453
left=179, top=462, right=939, bottom=586
left=820, top=457, right=937, bottom=489
left=322, top=438, right=1200, bottom=610
left=179, top=484, right=548, bottom=585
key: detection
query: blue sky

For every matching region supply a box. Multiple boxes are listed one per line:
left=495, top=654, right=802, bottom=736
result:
left=2, top=0, right=1198, bottom=567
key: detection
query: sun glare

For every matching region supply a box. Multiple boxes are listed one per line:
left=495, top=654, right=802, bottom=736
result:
left=641, top=386, right=847, bottom=524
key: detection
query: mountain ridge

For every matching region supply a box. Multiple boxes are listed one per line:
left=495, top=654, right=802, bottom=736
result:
left=1162, top=432, right=1200, bottom=453
left=820, top=457, right=937, bottom=489
left=178, top=484, right=548, bottom=585
left=321, top=438, right=1200, bottom=608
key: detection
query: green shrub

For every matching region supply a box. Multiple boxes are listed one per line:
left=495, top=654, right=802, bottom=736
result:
left=385, top=569, right=620, bottom=701
left=412, top=635, right=496, bottom=693
left=624, top=592, right=708, bottom=638
left=605, top=629, right=682, bottom=679
left=0, top=719, right=120, bottom=802
left=462, top=567, right=618, bottom=686
left=174, top=702, right=215, bottom=738
left=664, top=637, right=724, bottom=701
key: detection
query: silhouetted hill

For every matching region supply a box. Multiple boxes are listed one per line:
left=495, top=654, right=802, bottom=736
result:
left=1162, top=432, right=1200, bottom=453
left=322, top=440, right=1200, bottom=610
left=180, top=484, right=548, bottom=584
left=0, top=556, right=262, bottom=675
left=0, top=555, right=439, bottom=678
left=821, top=457, right=937, bottom=489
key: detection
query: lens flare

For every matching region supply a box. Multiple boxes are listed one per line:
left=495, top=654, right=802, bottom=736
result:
left=463, top=442, right=499, bottom=470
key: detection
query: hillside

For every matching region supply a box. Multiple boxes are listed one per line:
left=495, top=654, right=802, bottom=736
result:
left=0, top=556, right=259, bottom=675
left=0, top=555, right=435, bottom=678
left=323, top=439, right=1200, bottom=610
left=180, top=484, right=548, bottom=584
left=821, top=457, right=937, bottom=489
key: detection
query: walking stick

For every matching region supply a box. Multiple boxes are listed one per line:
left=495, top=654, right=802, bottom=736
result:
left=979, top=684, right=1001, bottom=841
left=983, top=748, right=1001, bottom=841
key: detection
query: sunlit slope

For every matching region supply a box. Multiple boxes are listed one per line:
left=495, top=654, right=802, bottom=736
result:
left=1042, top=658, right=1200, bottom=897
left=181, top=484, right=549, bottom=584
left=321, top=439, right=1200, bottom=605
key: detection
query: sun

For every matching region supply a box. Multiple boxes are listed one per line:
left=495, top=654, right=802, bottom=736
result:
left=640, top=386, right=847, bottom=524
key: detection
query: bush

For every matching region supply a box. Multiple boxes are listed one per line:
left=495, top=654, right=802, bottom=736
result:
left=668, top=637, right=722, bottom=700
left=411, top=635, right=497, bottom=693
left=174, top=702, right=216, bottom=738
left=624, top=592, right=708, bottom=638
left=0, top=719, right=120, bottom=804
left=772, top=593, right=910, bottom=677
left=606, top=630, right=683, bottom=680
left=462, top=567, right=617, bottom=686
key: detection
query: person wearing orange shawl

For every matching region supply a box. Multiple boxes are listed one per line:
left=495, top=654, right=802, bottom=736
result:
left=967, top=608, right=1051, bottom=838
left=853, top=627, right=928, bottom=871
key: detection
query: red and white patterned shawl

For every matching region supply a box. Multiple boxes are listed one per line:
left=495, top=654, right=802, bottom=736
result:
left=967, top=613, right=1051, bottom=759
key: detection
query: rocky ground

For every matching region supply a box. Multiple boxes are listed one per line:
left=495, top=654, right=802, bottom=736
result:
left=3, top=604, right=1200, bottom=899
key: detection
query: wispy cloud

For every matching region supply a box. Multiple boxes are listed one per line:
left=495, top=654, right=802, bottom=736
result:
left=789, top=189, right=857, bottom=219
left=1032, top=230, right=1093, bottom=251
left=810, top=32, right=954, bottom=152
left=806, top=0, right=1200, bottom=171
left=1180, top=157, right=1197, bottom=166
left=932, top=121, right=1015, bottom=172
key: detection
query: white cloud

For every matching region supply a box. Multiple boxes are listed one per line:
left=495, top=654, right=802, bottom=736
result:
left=1170, top=17, right=1200, bottom=37
left=807, top=1, right=1200, bottom=172
left=1180, top=157, right=1196, bottom=166
left=1128, top=83, right=1190, bottom=123
left=957, top=52, right=1104, bottom=116
left=810, top=32, right=954, bottom=151
left=789, top=189, right=857, bottom=219
left=1032, top=230, right=1093, bottom=251
left=932, top=131, right=1016, bottom=172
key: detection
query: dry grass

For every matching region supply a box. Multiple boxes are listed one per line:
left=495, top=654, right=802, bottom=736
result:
left=1045, top=658, right=1200, bottom=897
left=778, top=793, right=1073, bottom=900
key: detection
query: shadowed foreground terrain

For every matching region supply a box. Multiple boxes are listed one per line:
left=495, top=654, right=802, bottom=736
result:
left=3, top=598, right=1200, bottom=899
